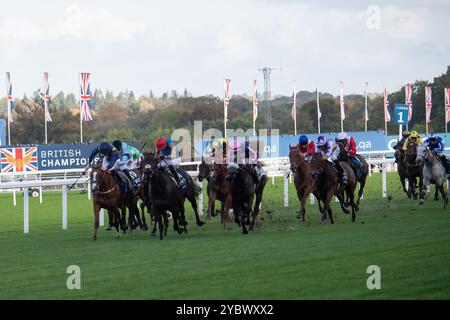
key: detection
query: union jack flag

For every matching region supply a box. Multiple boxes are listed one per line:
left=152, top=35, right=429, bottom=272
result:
left=6, top=72, right=13, bottom=123
left=0, top=147, right=38, bottom=173
left=384, top=87, right=391, bottom=122
left=252, top=80, right=258, bottom=120
left=291, top=81, right=296, bottom=121
left=425, top=84, right=432, bottom=124
left=340, top=81, right=345, bottom=121
left=44, top=72, right=52, bottom=122
left=445, top=88, right=450, bottom=124
left=224, top=78, right=231, bottom=122
left=80, top=73, right=93, bottom=121
left=405, top=83, right=413, bottom=121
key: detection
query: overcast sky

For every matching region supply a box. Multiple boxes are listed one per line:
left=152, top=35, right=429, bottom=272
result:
left=1, top=0, right=449, bottom=98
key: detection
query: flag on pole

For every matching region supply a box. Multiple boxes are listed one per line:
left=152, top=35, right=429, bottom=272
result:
left=425, top=84, right=432, bottom=124
left=364, top=82, right=369, bottom=122
left=383, top=87, right=391, bottom=122
left=6, top=72, right=13, bottom=123
left=291, top=81, right=296, bottom=121
left=80, top=73, right=93, bottom=121
left=252, top=80, right=258, bottom=120
left=445, top=88, right=450, bottom=124
left=43, top=72, right=52, bottom=122
left=340, top=81, right=345, bottom=121
left=224, top=78, right=231, bottom=122
left=405, top=83, right=413, bottom=121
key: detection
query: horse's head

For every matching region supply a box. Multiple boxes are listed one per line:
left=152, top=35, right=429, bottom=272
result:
left=289, top=145, right=302, bottom=172
left=309, top=152, right=325, bottom=178
left=225, top=163, right=240, bottom=182
left=416, top=144, right=429, bottom=166
left=406, top=141, right=418, bottom=164
left=198, top=160, right=210, bottom=182
left=141, top=152, right=158, bottom=178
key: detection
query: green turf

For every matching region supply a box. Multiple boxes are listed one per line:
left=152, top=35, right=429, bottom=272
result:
left=0, top=172, right=449, bottom=299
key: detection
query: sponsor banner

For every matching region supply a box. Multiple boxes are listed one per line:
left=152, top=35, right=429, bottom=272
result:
left=0, top=142, right=141, bottom=173
left=197, top=131, right=450, bottom=159
left=0, top=119, right=5, bottom=146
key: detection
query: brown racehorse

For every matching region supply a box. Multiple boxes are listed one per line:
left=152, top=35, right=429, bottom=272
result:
left=288, top=146, right=316, bottom=222
left=310, top=153, right=357, bottom=224
left=90, top=165, right=128, bottom=240
left=198, top=160, right=232, bottom=229
left=405, top=141, right=423, bottom=200
left=395, top=141, right=409, bottom=196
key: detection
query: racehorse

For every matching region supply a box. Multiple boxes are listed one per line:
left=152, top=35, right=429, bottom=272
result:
left=416, top=144, right=450, bottom=208
left=309, top=153, right=357, bottom=224
left=288, top=146, right=317, bottom=221
left=227, top=165, right=267, bottom=234
left=405, top=141, right=423, bottom=200
left=198, top=160, right=232, bottom=229
left=394, top=141, right=409, bottom=196
left=90, top=164, right=132, bottom=240
left=337, top=147, right=369, bottom=206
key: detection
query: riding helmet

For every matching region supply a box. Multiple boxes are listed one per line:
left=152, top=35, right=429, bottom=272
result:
left=112, top=140, right=122, bottom=151
left=298, top=135, right=308, bottom=145
left=99, top=142, right=112, bottom=155
left=337, top=132, right=348, bottom=141
left=317, top=136, right=327, bottom=147
left=156, top=137, right=167, bottom=151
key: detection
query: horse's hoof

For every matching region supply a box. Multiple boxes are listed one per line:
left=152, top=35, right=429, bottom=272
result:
left=243, top=229, right=248, bottom=235
left=435, top=197, right=440, bottom=201
left=142, top=224, right=149, bottom=231
left=419, top=200, right=424, bottom=206
left=296, top=214, right=302, bottom=219
left=93, top=236, right=97, bottom=241
left=197, top=221, right=206, bottom=227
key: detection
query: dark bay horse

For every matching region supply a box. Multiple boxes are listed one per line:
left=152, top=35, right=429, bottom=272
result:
left=395, top=141, right=409, bottom=196
left=288, top=146, right=316, bottom=222
left=227, top=165, right=268, bottom=234
left=90, top=165, right=129, bottom=240
left=198, top=160, right=232, bottom=229
left=405, top=141, right=423, bottom=200
left=310, top=154, right=357, bottom=224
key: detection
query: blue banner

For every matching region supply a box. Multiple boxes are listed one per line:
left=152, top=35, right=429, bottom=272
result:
left=393, top=104, right=409, bottom=125
left=0, top=119, right=6, bottom=146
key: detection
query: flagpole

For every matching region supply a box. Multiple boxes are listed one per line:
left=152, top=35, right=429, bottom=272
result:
left=79, top=73, right=83, bottom=143
left=446, top=89, right=448, bottom=135
left=44, top=103, right=48, bottom=144
left=340, top=81, right=344, bottom=133
left=6, top=73, right=11, bottom=145
left=253, top=80, right=256, bottom=137
left=364, top=82, right=368, bottom=132
left=293, top=80, right=297, bottom=136
left=316, top=80, right=321, bottom=134
left=425, top=85, right=428, bottom=135
left=384, top=85, right=388, bottom=136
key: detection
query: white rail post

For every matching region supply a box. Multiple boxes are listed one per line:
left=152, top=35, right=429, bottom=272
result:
left=62, top=185, right=68, bottom=230
left=272, top=176, right=275, bottom=185
left=284, top=170, right=289, bottom=207
left=382, top=163, right=387, bottom=198
left=87, top=182, right=91, bottom=200
left=39, top=187, right=43, bottom=204
left=310, top=194, right=315, bottom=205
left=23, top=188, right=29, bottom=234
left=99, top=209, right=104, bottom=227
left=13, top=189, right=16, bottom=206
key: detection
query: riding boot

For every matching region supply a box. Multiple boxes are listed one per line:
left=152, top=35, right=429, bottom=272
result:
left=250, top=166, right=259, bottom=185
left=169, top=165, right=186, bottom=192
left=333, top=160, right=347, bottom=185
left=122, top=169, right=134, bottom=189
left=112, top=171, right=127, bottom=193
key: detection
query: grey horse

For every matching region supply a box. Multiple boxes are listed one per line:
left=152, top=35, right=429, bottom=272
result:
left=416, top=144, right=450, bottom=208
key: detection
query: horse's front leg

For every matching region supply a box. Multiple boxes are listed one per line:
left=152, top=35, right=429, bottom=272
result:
left=93, top=203, right=101, bottom=241
left=207, top=190, right=216, bottom=221
left=419, top=175, right=429, bottom=206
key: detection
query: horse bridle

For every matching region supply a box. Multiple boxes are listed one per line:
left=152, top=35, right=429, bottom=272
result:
left=92, top=168, right=118, bottom=195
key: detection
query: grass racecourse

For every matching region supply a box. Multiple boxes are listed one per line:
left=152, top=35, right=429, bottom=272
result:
left=0, top=172, right=449, bottom=300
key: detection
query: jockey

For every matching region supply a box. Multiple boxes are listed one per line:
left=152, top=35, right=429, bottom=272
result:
left=296, top=135, right=315, bottom=159
left=88, top=142, right=127, bottom=191
left=394, top=130, right=411, bottom=163
left=128, top=144, right=144, bottom=164
left=424, top=133, right=450, bottom=172
left=244, top=139, right=266, bottom=184
left=402, top=131, right=423, bottom=151
left=156, top=137, right=187, bottom=192
left=112, top=140, right=141, bottom=188
left=336, top=132, right=363, bottom=177
left=316, top=136, right=347, bottom=184
left=227, top=137, right=242, bottom=165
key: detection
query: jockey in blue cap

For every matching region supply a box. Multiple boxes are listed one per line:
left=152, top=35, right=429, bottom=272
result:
left=112, top=140, right=141, bottom=188
left=424, top=133, right=450, bottom=172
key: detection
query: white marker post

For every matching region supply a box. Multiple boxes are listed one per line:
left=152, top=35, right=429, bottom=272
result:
left=99, top=209, right=104, bottom=227
left=62, top=185, right=67, bottom=230
left=23, top=188, right=29, bottom=234
left=284, top=171, right=289, bottom=207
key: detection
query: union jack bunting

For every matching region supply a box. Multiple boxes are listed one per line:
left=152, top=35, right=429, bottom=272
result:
left=0, top=147, right=38, bottom=173
left=405, top=83, right=413, bottom=121
left=425, top=84, right=432, bottom=124
left=445, top=88, right=450, bottom=124
left=291, top=81, right=296, bottom=121
left=6, top=72, right=13, bottom=123
left=384, top=87, right=391, bottom=122
left=224, top=78, right=231, bottom=122
left=340, top=81, right=345, bottom=121
left=80, top=73, right=93, bottom=121
left=43, top=72, right=52, bottom=122
left=252, top=80, right=258, bottom=120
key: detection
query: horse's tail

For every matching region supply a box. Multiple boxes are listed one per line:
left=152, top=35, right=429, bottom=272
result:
left=193, top=180, right=202, bottom=197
